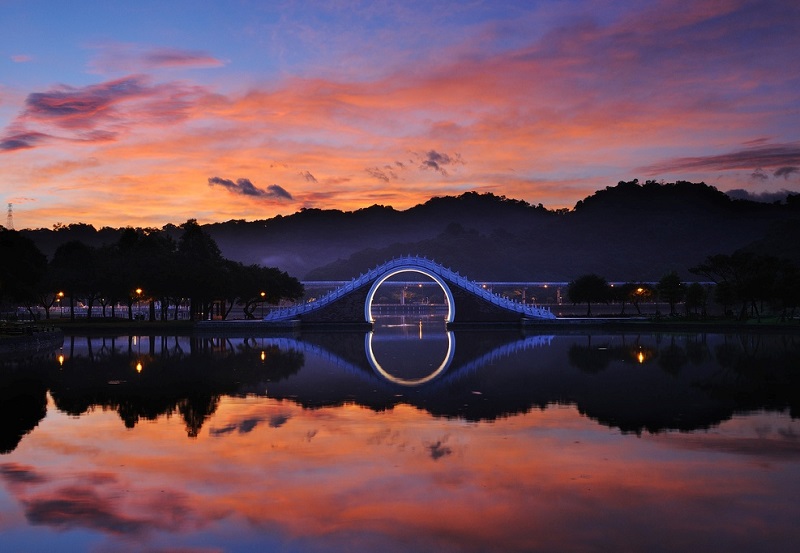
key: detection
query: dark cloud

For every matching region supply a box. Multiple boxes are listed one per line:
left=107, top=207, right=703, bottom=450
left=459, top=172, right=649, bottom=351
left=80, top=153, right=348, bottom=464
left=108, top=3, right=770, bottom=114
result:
left=142, top=47, right=224, bottom=69
left=418, top=150, right=463, bottom=176
left=640, top=144, right=800, bottom=174
left=208, top=177, right=293, bottom=200
left=427, top=439, right=452, bottom=461
left=210, top=417, right=266, bottom=436
left=24, top=486, right=146, bottom=534
left=750, top=168, right=768, bottom=181
left=238, top=418, right=263, bottom=433
left=269, top=414, right=290, bottom=428
left=725, top=189, right=793, bottom=203
left=91, top=45, right=224, bottom=73
left=0, top=463, right=48, bottom=485
left=366, top=166, right=397, bottom=182
left=774, top=166, right=799, bottom=179
left=0, top=131, right=49, bottom=151
left=663, top=434, right=800, bottom=460
left=209, top=423, right=237, bottom=436
left=300, top=170, right=318, bottom=183
left=25, top=76, right=149, bottom=128
left=1, top=75, right=209, bottom=153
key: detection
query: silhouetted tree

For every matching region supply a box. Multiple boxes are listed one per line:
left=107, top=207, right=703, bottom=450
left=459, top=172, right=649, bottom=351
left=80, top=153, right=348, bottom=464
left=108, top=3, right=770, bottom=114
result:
left=568, top=274, right=610, bottom=316
left=0, top=228, right=47, bottom=319
left=684, top=282, right=708, bottom=317
left=657, top=271, right=684, bottom=315
left=690, top=252, right=796, bottom=320
left=177, top=219, right=225, bottom=320
left=50, top=240, right=100, bottom=320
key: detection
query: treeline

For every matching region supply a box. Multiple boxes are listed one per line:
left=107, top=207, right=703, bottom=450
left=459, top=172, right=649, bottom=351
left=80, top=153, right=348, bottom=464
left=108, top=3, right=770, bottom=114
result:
left=0, top=220, right=303, bottom=321
left=567, top=253, right=800, bottom=321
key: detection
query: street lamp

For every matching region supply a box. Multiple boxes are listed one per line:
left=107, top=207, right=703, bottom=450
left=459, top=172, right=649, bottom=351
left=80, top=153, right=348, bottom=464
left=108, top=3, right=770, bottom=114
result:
left=260, top=291, right=266, bottom=319
left=57, top=291, right=64, bottom=317
left=135, top=288, right=143, bottom=320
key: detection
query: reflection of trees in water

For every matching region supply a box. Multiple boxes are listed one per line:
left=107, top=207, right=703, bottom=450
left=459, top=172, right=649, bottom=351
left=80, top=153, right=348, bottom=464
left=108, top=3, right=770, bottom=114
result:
left=50, top=336, right=304, bottom=437
left=567, top=333, right=715, bottom=376
left=567, top=335, right=658, bottom=374
left=3, top=331, right=800, bottom=451
left=0, top=336, right=304, bottom=452
left=0, top=374, right=48, bottom=454
left=707, top=334, right=800, bottom=418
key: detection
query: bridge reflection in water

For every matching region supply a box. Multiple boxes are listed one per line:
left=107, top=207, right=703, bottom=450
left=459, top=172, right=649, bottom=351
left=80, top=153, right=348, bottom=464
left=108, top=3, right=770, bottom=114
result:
left=2, top=323, right=799, bottom=553
left=3, top=323, right=799, bottom=452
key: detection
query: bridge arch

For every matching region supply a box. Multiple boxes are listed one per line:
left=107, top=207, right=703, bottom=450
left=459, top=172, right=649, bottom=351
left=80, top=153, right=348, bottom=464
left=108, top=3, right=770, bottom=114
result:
left=262, top=255, right=556, bottom=323
left=364, top=266, right=455, bottom=323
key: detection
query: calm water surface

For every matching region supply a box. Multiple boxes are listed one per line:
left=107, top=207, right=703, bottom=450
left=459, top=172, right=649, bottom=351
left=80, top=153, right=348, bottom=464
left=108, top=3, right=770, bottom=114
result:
left=1, top=317, right=799, bottom=552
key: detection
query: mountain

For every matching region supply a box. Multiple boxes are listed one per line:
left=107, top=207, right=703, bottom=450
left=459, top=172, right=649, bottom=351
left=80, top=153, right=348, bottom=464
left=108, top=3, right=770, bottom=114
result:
left=19, top=181, right=800, bottom=282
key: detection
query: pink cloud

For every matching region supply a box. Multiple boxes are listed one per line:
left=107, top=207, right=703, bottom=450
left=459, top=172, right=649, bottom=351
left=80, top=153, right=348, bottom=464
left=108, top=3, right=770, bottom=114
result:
left=3, top=1, right=799, bottom=228
left=89, top=44, right=225, bottom=74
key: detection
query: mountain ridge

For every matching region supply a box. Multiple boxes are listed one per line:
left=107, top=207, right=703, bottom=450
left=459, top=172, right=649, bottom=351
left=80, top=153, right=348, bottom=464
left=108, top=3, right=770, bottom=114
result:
left=18, top=181, right=800, bottom=282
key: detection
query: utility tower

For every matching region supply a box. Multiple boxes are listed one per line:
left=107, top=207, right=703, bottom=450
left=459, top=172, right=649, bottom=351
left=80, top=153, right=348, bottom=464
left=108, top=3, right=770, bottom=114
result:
left=5, top=203, right=13, bottom=230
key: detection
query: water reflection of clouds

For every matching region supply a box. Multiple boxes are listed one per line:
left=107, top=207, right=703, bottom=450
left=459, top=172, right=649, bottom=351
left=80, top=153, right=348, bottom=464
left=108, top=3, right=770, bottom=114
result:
left=0, top=462, right=227, bottom=538
left=2, top=390, right=799, bottom=551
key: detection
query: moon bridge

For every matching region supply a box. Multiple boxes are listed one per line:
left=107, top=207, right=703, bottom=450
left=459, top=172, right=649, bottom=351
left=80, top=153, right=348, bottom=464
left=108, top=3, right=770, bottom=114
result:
left=264, top=256, right=556, bottom=324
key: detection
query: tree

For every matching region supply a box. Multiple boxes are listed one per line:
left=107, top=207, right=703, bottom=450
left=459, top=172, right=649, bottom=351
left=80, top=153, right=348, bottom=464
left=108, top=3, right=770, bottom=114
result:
left=568, top=274, right=610, bottom=316
left=0, top=228, right=48, bottom=318
left=690, top=252, right=790, bottom=320
left=684, top=282, right=708, bottom=317
left=226, top=263, right=304, bottom=319
left=50, top=241, right=99, bottom=320
left=176, top=220, right=225, bottom=320
left=657, top=271, right=684, bottom=315
left=615, top=282, right=652, bottom=316
left=629, top=284, right=653, bottom=315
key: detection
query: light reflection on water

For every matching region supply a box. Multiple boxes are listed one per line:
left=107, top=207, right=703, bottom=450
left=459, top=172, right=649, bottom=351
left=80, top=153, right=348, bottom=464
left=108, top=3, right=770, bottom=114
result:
left=1, top=320, right=799, bottom=552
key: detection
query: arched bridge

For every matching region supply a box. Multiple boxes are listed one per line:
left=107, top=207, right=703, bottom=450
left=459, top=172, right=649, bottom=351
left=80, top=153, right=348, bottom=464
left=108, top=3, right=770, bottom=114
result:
left=264, top=255, right=556, bottom=324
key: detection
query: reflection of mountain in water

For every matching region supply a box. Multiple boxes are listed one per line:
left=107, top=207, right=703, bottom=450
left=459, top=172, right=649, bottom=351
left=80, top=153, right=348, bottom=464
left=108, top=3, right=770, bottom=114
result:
left=1, top=330, right=799, bottom=452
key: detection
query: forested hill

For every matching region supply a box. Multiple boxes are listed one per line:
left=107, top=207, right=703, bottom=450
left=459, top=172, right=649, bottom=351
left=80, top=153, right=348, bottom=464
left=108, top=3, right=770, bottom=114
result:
left=20, top=181, right=800, bottom=282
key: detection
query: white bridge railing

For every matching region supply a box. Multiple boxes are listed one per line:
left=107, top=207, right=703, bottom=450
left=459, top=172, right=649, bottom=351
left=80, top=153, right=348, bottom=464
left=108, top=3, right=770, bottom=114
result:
left=264, top=255, right=556, bottom=321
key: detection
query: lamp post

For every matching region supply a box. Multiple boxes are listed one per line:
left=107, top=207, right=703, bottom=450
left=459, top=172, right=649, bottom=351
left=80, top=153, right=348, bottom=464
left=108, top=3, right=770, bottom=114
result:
left=57, top=291, right=64, bottom=317
left=260, top=291, right=266, bottom=319
left=135, top=288, right=143, bottom=320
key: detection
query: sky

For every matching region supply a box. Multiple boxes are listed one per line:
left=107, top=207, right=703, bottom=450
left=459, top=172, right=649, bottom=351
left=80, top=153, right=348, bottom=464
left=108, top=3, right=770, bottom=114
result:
left=1, top=0, right=799, bottom=230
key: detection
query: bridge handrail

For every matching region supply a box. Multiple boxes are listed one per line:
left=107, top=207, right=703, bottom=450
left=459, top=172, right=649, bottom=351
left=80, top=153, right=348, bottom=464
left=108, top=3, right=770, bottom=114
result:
left=264, top=255, right=556, bottom=321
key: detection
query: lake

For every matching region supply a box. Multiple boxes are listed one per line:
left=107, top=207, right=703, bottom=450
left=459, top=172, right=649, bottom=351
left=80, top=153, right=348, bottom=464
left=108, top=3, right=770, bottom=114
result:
left=1, top=317, right=799, bottom=552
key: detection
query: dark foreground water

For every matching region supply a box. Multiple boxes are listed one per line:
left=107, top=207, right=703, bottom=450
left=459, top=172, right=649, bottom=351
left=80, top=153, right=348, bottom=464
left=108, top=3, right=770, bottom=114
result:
left=1, top=317, right=799, bottom=552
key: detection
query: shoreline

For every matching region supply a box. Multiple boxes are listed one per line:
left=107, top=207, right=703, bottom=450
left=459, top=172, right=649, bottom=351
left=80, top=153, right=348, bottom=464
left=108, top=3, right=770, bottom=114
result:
left=3, top=315, right=794, bottom=337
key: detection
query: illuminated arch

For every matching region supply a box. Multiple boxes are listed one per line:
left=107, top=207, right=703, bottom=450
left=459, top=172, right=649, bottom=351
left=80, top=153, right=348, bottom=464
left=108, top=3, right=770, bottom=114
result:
left=363, top=267, right=456, bottom=323
left=365, top=330, right=455, bottom=386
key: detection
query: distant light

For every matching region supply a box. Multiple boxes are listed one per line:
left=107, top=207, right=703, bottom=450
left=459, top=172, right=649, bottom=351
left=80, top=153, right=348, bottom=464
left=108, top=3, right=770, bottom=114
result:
left=260, top=350, right=266, bottom=361
left=135, top=288, right=143, bottom=295
left=637, top=351, right=645, bottom=364
left=136, top=361, right=143, bottom=373
left=57, top=354, right=64, bottom=367
left=637, top=287, right=644, bottom=293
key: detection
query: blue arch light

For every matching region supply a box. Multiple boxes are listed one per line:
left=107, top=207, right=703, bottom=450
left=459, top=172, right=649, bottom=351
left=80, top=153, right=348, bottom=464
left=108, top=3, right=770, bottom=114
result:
left=364, top=267, right=456, bottom=323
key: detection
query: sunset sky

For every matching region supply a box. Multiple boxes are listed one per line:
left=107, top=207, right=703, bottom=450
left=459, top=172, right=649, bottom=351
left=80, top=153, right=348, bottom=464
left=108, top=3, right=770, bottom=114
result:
left=2, top=0, right=799, bottom=229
